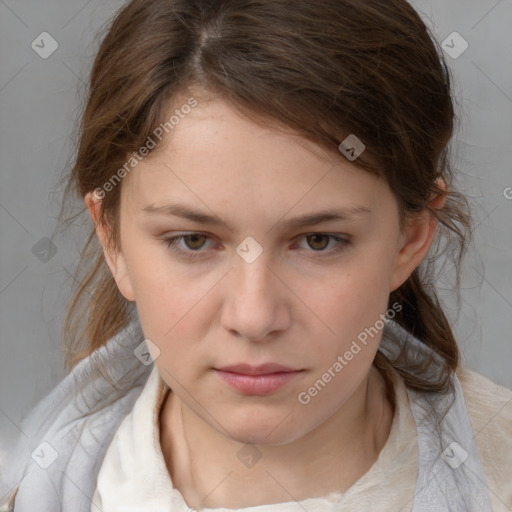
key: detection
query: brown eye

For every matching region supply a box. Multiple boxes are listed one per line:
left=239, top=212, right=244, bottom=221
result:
left=306, top=234, right=330, bottom=251
left=296, top=234, right=351, bottom=258
left=162, top=233, right=213, bottom=259
left=182, top=234, right=207, bottom=250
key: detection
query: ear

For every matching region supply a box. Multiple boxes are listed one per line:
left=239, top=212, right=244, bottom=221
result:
left=84, top=191, right=136, bottom=302
left=389, top=178, right=447, bottom=292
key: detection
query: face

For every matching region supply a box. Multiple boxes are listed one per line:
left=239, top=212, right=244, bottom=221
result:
left=87, top=96, right=437, bottom=446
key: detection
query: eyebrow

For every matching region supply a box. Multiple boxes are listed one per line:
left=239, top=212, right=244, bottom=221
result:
left=141, top=202, right=371, bottom=230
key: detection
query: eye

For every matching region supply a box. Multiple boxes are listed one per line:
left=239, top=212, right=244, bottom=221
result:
left=296, top=234, right=351, bottom=257
left=162, top=233, right=213, bottom=259
left=161, top=232, right=351, bottom=260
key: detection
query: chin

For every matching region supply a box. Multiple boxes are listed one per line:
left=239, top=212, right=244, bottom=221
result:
left=221, top=416, right=307, bottom=448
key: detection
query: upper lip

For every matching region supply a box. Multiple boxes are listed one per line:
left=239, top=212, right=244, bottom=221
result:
left=216, top=363, right=301, bottom=375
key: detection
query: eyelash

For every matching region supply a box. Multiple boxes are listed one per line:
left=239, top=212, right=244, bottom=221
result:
left=161, top=232, right=351, bottom=260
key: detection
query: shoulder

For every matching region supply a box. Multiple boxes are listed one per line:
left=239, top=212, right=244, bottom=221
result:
left=455, top=366, right=512, bottom=510
left=456, top=366, right=512, bottom=430
left=0, top=321, right=151, bottom=510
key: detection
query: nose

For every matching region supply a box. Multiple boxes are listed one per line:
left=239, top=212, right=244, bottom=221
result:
left=220, top=249, right=290, bottom=342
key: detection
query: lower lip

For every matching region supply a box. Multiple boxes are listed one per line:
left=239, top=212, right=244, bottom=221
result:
left=214, top=370, right=303, bottom=395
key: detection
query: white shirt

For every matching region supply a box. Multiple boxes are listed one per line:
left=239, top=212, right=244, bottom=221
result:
left=90, top=364, right=512, bottom=512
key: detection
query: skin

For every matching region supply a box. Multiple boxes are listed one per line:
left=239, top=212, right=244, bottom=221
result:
left=85, top=95, right=445, bottom=509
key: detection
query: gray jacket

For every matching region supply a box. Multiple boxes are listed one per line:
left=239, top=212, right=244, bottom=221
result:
left=0, top=318, right=494, bottom=511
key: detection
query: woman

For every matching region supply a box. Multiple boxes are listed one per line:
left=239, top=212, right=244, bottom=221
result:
left=1, top=0, right=511, bottom=511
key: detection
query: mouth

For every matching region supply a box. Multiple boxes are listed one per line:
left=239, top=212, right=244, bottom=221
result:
left=213, top=366, right=304, bottom=395
left=215, top=363, right=301, bottom=375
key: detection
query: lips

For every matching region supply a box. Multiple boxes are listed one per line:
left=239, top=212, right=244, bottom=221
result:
left=214, top=365, right=303, bottom=395
left=216, top=363, right=300, bottom=375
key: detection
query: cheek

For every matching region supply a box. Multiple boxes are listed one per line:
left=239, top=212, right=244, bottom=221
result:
left=302, top=251, right=394, bottom=365
left=125, top=242, right=223, bottom=368
left=325, top=256, right=393, bottom=324
left=295, top=269, right=390, bottom=409
left=123, top=241, right=191, bottom=340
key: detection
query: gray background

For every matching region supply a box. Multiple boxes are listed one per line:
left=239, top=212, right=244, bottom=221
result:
left=1, top=0, right=511, bottom=462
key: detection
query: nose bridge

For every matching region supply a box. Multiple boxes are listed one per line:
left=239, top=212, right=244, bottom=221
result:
left=232, top=240, right=276, bottom=303
left=222, top=239, right=286, bottom=340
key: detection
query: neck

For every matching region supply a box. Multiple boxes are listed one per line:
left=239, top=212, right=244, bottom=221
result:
left=159, top=365, right=394, bottom=509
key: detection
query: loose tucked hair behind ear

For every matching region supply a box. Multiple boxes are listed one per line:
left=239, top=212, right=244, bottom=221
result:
left=58, top=0, right=471, bottom=400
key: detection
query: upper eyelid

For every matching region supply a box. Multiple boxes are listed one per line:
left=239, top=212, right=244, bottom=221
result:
left=164, top=231, right=350, bottom=241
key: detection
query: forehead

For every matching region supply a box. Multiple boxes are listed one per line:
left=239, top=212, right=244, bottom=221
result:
left=121, top=98, right=393, bottom=221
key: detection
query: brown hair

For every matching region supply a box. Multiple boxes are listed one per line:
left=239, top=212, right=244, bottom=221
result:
left=58, top=0, right=471, bottom=400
